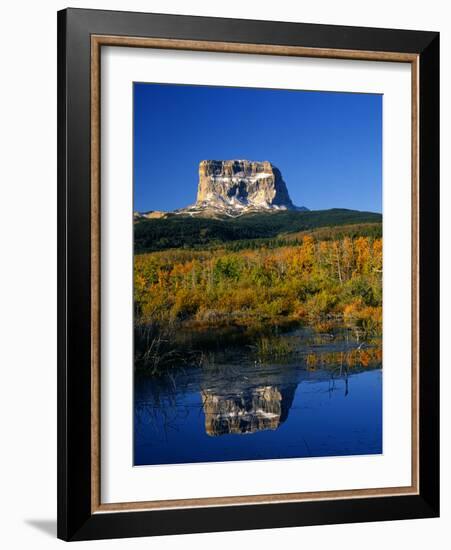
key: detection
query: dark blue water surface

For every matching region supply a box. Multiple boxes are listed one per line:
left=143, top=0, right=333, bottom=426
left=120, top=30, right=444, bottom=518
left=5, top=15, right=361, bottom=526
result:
left=134, top=325, right=382, bottom=466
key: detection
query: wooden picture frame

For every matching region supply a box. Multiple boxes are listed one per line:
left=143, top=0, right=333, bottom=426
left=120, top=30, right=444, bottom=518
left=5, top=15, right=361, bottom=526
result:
left=57, top=7, right=439, bottom=541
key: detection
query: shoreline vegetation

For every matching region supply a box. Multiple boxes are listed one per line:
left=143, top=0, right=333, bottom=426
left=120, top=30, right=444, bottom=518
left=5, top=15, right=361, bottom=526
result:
left=134, top=221, right=382, bottom=374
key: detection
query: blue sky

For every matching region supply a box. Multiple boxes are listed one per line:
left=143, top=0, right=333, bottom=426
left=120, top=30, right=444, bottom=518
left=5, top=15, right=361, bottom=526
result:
left=134, top=83, right=382, bottom=213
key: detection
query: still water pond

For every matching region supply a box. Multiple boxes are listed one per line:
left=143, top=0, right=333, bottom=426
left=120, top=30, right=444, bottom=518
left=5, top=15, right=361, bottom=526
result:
left=134, top=325, right=382, bottom=466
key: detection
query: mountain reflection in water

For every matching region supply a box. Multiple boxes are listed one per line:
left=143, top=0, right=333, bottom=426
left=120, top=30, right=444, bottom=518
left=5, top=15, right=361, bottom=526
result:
left=202, top=384, right=296, bottom=436
left=134, top=324, right=382, bottom=465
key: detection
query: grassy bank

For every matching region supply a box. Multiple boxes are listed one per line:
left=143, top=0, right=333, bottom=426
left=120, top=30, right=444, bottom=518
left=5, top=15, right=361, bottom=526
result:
left=134, top=319, right=382, bottom=374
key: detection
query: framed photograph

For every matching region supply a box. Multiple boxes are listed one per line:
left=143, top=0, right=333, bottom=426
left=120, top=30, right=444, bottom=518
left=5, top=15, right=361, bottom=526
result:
left=57, top=8, right=439, bottom=541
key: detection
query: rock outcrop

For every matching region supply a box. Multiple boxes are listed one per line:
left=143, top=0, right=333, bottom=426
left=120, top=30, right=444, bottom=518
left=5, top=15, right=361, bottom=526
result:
left=175, top=160, right=307, bottom=218
left=198, top=159, right=293, bottom=207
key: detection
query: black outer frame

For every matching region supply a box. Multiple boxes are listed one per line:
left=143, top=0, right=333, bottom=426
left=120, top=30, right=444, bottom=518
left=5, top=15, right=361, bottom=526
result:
left=57, top=8, right=439, bottom=542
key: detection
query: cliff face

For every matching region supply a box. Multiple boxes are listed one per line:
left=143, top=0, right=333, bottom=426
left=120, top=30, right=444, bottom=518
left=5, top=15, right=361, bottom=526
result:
left=198, top=159, right=293, bottom=208
left=175, top=159, right=306, bottom=218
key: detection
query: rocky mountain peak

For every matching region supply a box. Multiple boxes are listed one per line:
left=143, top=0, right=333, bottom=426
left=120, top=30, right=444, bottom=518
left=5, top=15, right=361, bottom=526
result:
left=194, top=159, right=295, bottom=214
left=137, top=159, right=307, bottom=220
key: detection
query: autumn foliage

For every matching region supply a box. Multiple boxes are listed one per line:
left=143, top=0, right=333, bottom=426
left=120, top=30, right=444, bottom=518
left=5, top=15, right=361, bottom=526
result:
left=134, top=235, right=382, bottom=334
